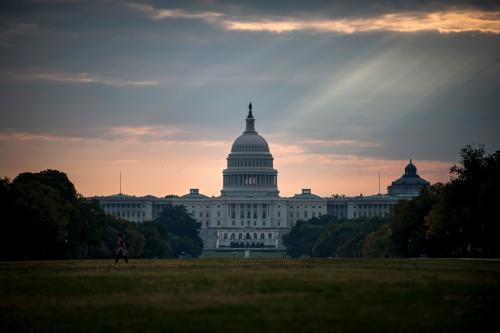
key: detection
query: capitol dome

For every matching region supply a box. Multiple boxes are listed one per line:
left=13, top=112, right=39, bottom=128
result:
left=221, top=103, right=279, bottom=197
left=231, top=133, right=270, bottom=152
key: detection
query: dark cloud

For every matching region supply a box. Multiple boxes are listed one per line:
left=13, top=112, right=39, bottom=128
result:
left=0, top=0, right=499, bottom=163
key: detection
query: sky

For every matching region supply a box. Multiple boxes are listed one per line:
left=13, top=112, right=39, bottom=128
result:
left=0, top=0, right=499, bottom=198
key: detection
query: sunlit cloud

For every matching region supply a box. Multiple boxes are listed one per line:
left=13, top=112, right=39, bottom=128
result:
left=225, top=10, right=500, bottom=34
left=127, top=3, right=500, bottom=34
left=5, top=72, right=160, bottom=87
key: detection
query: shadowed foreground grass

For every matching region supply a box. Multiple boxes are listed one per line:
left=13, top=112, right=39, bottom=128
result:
left=1, top=259, right=499, bottom=333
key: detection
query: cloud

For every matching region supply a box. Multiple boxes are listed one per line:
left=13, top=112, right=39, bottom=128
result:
left=223, top=10, right=500, bottom=34
left=0, top=128, right=230, bottom=147
left=126, top=3, right=222, bottom=21
left=0, top=132, right=62, bottom=142
left=302, top=139, right=379, bottom=149
left=108, top=126, right=182, bottom=142
left=4, top=72, right=160, bottom=87
left=0, top=21, right=41, bottom=46
left=126, top=3, right=500, bottom=34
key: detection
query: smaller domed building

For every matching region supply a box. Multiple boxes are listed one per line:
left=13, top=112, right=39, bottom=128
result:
left=387, top=160, right=430, bottom=197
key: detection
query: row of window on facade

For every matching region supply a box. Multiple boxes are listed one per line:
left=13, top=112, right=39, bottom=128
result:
left=289, top=205, right=322, bottom=209
left=354, top=204, right=393, bottom=209
left=103, top=203, right=144, bottom=209
left=113, top=211, right=146, bottom=218
left=191, top=208, right=322, bottom=219
left=201, top=220, right=283, bottom=227
left=221, top=232, right=275, bottom=240
left=289, top=211, right=321, bottom=219
left=353, top=211, right=390, bottom=218
left=233, top=144, right=268, bottom=151
left=228, top=159, right=272, bottom=167
left=223, top=175, right=277, bottom=186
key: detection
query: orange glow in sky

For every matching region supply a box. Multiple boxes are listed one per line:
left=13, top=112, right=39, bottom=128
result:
left=0, top=129, right=451, bottom=198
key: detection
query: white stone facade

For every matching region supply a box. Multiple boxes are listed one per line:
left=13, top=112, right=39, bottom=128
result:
left=97, top=105, right=423, bottom=251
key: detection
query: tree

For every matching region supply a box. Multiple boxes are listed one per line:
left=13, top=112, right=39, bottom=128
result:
left=8, top=173, right=77, bottom=259
left=388, top=185, right=441, bottom=257
left=283, top=215, right=336, bottom=257
left=154, top=205, right=203, bottom=258
left=312, top=217, right=386, bottom=258
left=426, top=145, right=500, bottom=257
left=363, top=223, right=391, bottom=257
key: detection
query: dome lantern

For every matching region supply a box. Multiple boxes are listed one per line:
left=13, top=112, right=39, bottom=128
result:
left=245, top=102, right=256, bottom=133
left=404, top=159, right=417, bottom=177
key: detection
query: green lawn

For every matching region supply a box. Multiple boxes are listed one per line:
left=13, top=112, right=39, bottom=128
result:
left=1, top=259, right=499, bottom=333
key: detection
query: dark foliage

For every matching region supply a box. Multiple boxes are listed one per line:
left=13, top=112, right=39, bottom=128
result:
left=285, top=145, right=500, bottom=258
left=154, top=205, right=203, bottom=258
left=283, top=215, right=336, bottom=257
left=284, top=215, right=388, bottom=258
left=313, top=217, right=387, bottom=258
left=367, top=145, right=500, bottom=258
left=0, top=170, right=203, bottom=260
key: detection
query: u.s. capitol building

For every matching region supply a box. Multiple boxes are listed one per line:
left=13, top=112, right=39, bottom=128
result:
left=98, top=104, right=429, bottom=251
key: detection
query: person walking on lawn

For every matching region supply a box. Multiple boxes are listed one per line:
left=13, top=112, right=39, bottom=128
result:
left=115, top=233, right=128, bottom=264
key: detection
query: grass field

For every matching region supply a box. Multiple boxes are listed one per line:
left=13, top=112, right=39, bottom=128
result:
left=1, top=259, right=499, bottom=333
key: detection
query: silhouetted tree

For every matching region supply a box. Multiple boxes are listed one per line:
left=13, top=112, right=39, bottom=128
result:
left=313, top=217, right=386, bottom=258
left=154, top=205, right=203, bottom=258
left=426, top=145, right=500, bottom=257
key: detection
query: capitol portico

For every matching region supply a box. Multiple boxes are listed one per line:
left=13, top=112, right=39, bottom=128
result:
left=98, top=104, right=430, bottom=251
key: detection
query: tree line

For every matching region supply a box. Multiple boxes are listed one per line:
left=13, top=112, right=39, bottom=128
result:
left=284, top=145, right=500, bottom=258
left=0, top=170, right=203, bottom=260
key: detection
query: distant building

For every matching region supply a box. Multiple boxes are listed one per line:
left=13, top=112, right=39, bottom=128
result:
left=387, top=160, right=430, bottom=198
left=97, top=104, right=430, bottom=251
